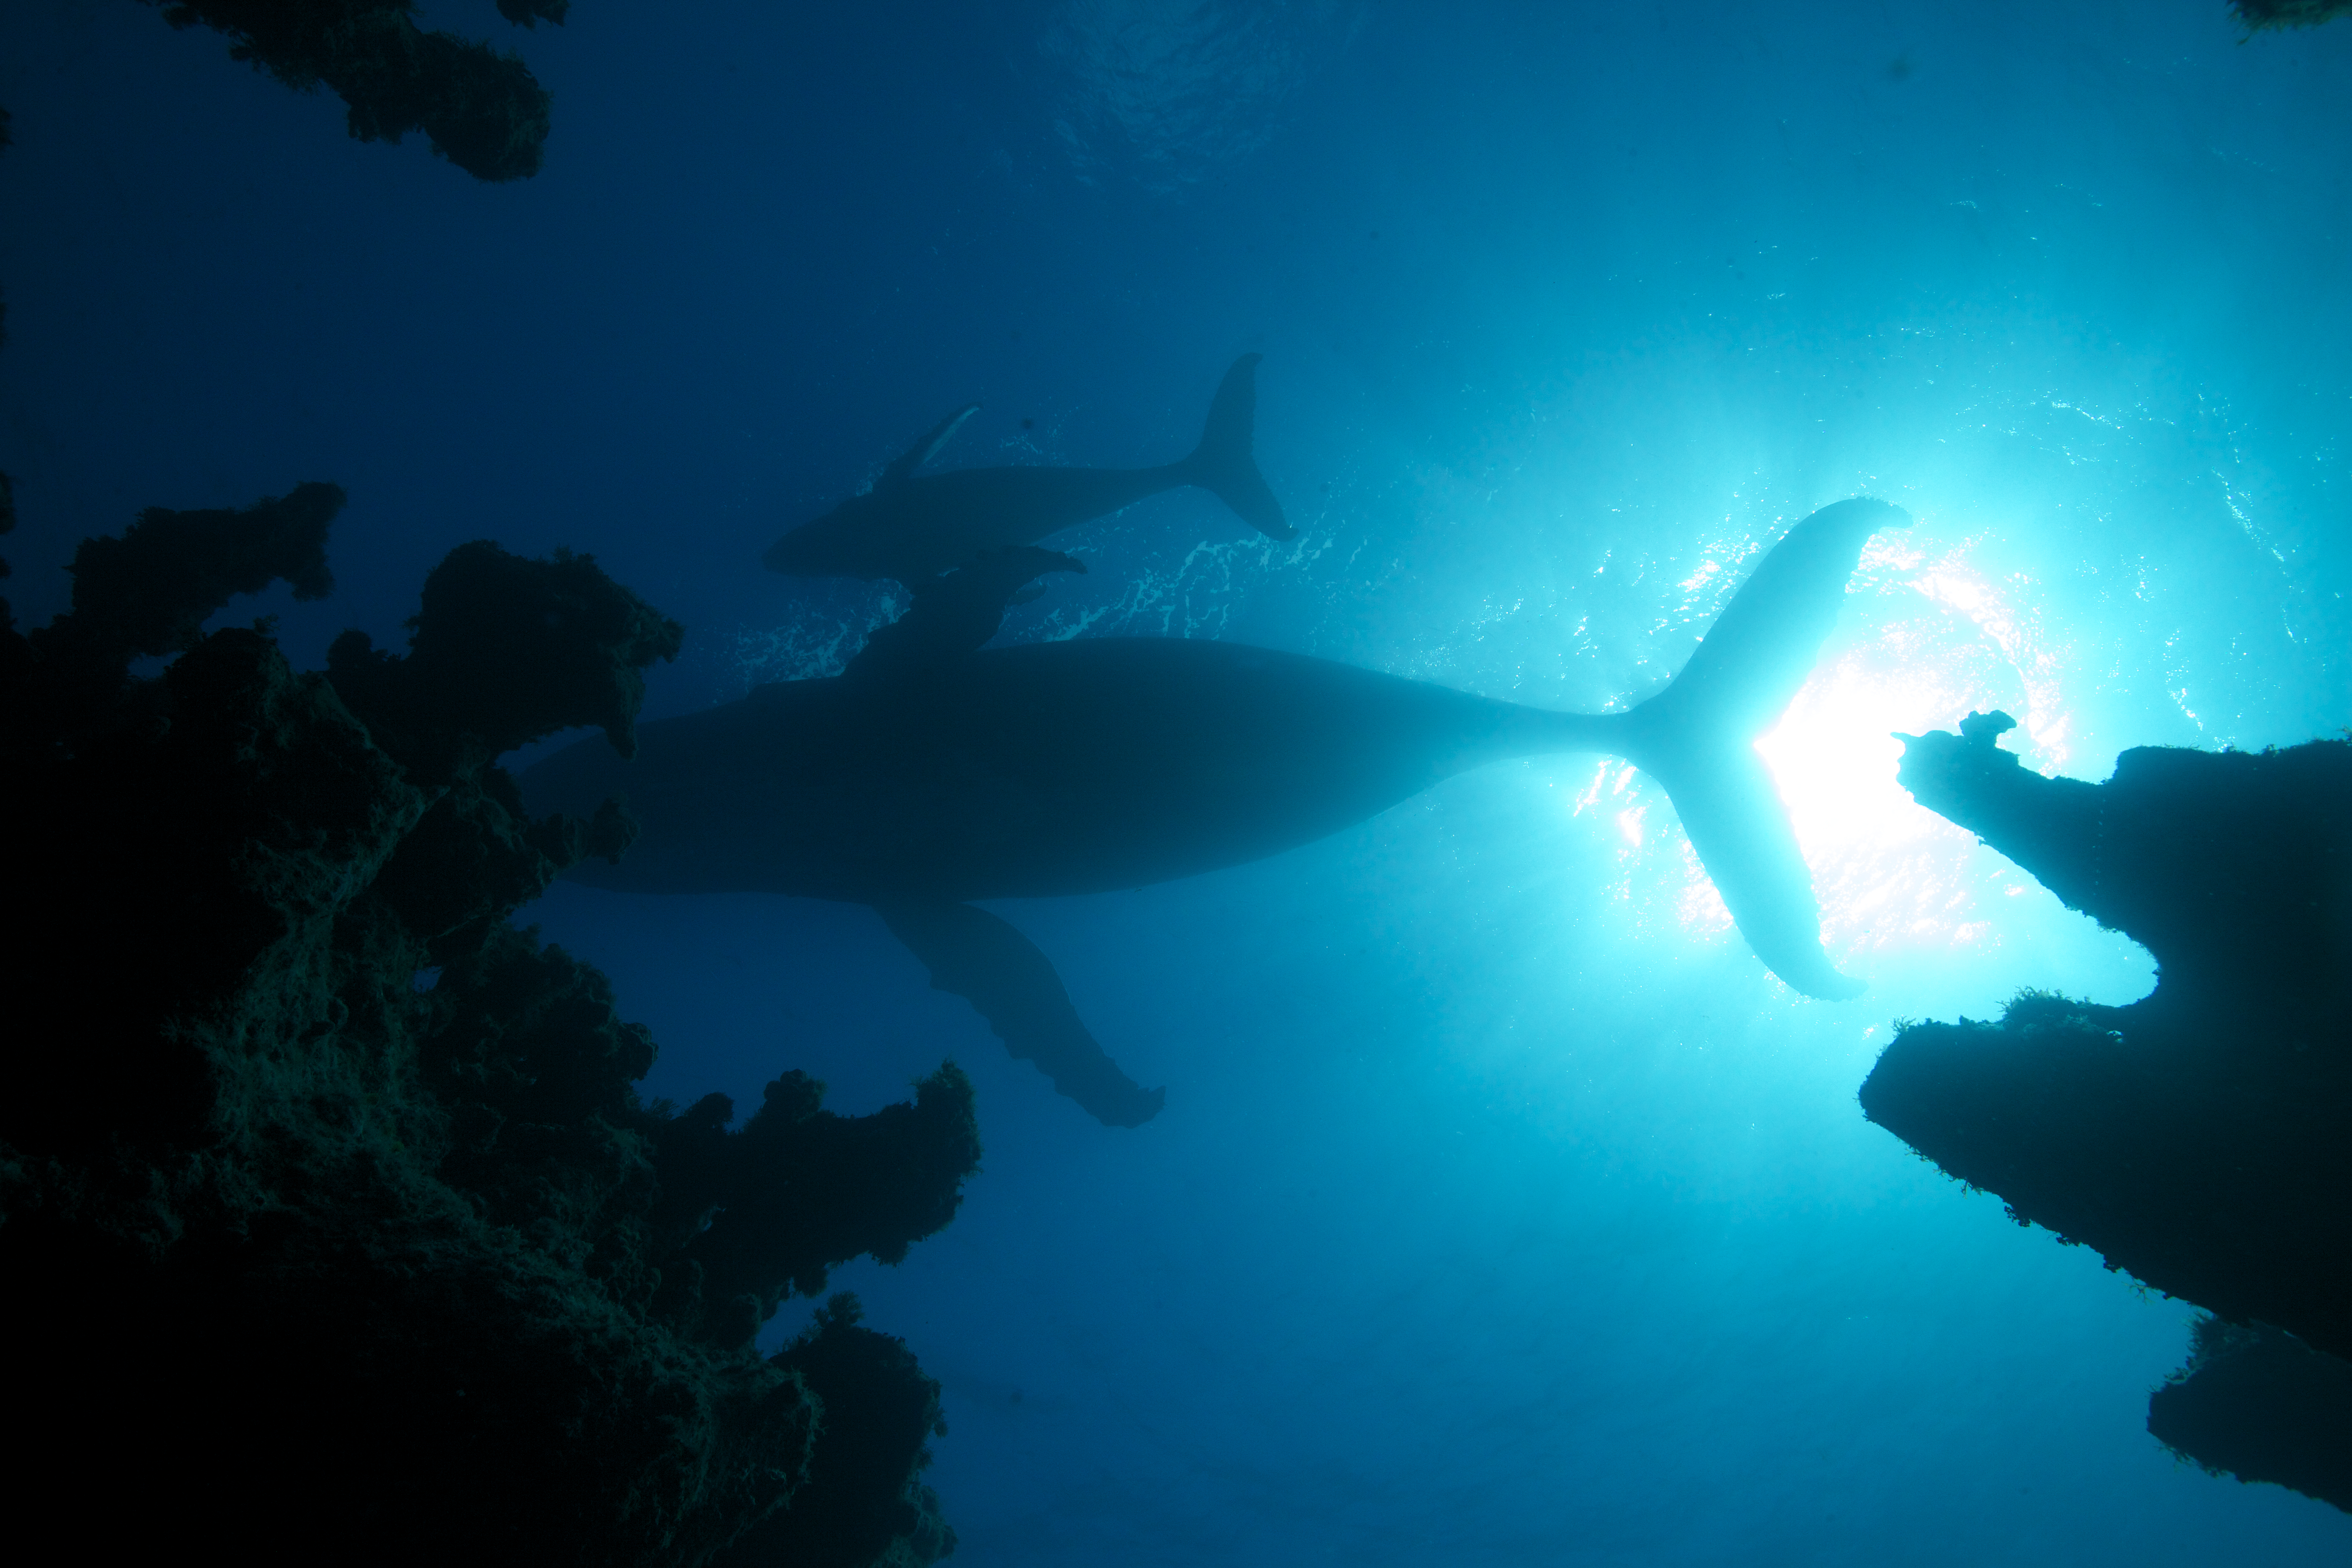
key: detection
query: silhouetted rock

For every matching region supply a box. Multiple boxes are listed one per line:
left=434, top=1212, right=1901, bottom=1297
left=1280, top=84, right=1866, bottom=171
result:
left=0, top=488, right=978, bottom=1564
left=22, top=481, right=340, bottom=722
left=2231, top=0, right=2352, bottom=33
left=143, top=0, right=557, bottom=180
left=328, top=539, right=684, bottom=784
left=1863, top=712, right=2352, bottom=1511
left=747, top=1294, right=960, bottom=1568
left=0, top=105, right=13, bottom=593
left=2150, top=1318, right=2352, bottom=1512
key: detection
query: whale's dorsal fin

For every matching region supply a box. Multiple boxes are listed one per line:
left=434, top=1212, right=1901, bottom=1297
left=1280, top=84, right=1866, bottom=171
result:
left=881, top=403, right=980, bottom=487
left=876, top=900, right=1165, bottom=1127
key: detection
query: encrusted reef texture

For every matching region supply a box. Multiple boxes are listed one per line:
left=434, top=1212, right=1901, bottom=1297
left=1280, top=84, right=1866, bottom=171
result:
left=1861, top=712, right=2351, bottom=1508
left=0, top=488, right=980, bottom=1565
left=145, top=0, right=556, bottom=180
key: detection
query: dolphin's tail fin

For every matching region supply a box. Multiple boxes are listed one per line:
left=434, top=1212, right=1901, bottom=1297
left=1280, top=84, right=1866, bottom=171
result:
left=1185, top=353, right=1295, bottom=541
left=1608, top=498, right=1910, bottom=1000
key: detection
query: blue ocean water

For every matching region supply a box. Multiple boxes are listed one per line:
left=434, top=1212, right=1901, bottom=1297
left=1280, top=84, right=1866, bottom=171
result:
left=3, top=2, right=2348, bottom=1562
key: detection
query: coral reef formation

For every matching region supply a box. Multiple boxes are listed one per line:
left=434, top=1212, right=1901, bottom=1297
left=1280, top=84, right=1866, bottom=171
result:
left=1, top=103, right=13, bottom=570
left=142, top=0, right=558, bottom=180
left=1861, top=712, right=2351, bottom=1510
left=2231, top=0, right=2352, bottom=32
left=0, top=487, right=981, bottom=1564
left=2150, top=1317, right=2352, bottom=1513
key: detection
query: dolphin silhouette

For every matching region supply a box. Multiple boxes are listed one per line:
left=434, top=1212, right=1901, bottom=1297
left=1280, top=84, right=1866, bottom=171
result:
left=527, top=498, right=1906, bottom=1126
left=762, top=354, right=1293, bottom=586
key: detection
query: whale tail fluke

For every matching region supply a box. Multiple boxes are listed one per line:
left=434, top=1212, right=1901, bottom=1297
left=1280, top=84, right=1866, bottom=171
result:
left=1613, top=498, right=1910, bottom=1001
left=1634, top=741, right=1867, bottom=1001
left=1186, top=353, right=1294, bottom=542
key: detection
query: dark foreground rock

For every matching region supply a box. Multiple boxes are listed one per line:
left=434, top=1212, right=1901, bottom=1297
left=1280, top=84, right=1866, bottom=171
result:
left=2231, top=1, right=2352, bottom=34
left=2150, top=1318, right=2352, bottom=1513
left=0, top=486, right=980, bottom=1564
left=143, top=0, right=559, bottom=180
left=1861, top=712, right=2351, bottom=1511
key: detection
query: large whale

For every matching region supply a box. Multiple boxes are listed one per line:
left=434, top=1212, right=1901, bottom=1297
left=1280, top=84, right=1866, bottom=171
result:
left=527, top=498, right=1907, bottom=1126
left=761, top=354, right=1293, bottom=586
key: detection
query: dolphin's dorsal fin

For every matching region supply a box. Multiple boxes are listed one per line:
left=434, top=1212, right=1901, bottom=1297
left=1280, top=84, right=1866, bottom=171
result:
left=875, top=900, right=1165, bottom=1127
left=881, top=403, right=980, bottom=487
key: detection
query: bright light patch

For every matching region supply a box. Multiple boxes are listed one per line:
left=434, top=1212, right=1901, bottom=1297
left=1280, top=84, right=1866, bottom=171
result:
left=1754, top=542, right=2070, bottom=959
left=1677, top=557, right=1723, bottom=593
left=1755, top=642, right=1986, bottom=957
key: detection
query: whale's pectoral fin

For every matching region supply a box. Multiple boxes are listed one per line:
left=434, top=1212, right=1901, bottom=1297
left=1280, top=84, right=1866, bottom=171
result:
left=882, top=403, right=981, bottom=486
left=876, top=900, right=1166, bottom=1127
left=847, top=548, right=1086, bottom=681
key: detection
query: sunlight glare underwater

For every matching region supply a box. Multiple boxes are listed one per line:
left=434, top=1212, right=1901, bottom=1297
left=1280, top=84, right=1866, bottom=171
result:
left=1576, top=522, right=2084, bottom=978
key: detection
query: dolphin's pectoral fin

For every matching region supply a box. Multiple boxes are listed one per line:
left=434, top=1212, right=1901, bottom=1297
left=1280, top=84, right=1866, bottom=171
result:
left=876, top=900, right=1166, bottom=1127
left=881, top=403, right=981, bottom=486
left=847, top=547, right=1086, bottom=681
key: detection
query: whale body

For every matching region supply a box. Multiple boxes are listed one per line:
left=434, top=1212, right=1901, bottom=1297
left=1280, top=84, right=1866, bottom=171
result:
left=528, top=498, right=1908, bottom=1125
left=762, top=354, right=1292, bottom=586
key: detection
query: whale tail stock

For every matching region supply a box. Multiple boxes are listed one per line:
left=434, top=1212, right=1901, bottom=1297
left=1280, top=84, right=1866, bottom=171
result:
left=1605, top=498, right=1910, bottom=1001
left=1185, top=353, right=1295, bottom=542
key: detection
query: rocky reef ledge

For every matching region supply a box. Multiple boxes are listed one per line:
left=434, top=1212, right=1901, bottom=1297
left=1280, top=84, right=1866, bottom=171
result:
left=144, top=0, right=557, bottom=181
left=1860, top=711, right=2351, bottom=1511
left=0, top=485, right=980, bottom=1565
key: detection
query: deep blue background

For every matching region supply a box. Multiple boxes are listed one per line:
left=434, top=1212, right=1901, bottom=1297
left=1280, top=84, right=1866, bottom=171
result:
left=6, top=3, right=2350, bottom=1562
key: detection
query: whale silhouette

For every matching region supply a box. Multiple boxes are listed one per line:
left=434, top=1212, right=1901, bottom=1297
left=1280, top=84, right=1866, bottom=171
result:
left=761, top=354, right=1293, bottom=586
left=527, top=498, right=1907, bottom=1126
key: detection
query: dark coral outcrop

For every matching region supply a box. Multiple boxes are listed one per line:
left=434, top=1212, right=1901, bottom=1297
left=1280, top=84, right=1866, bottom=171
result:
left=144, top=0, right=557, bottom=180
left=1861, top=712, right=2352, bottom=1510
left=0, top=104, right=13, bottom=596
left=2231, top=0, right=2352, bottom=32
left=2149, top=1318, right=2352, bottom=1513
left=757, top=1294, right=962, bottom=1568
left=0, top=486, right=979, bottom=1564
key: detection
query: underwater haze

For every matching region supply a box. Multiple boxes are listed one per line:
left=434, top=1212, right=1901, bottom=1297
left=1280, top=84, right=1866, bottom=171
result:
left=5, top=1, right=2350, bottom=1563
